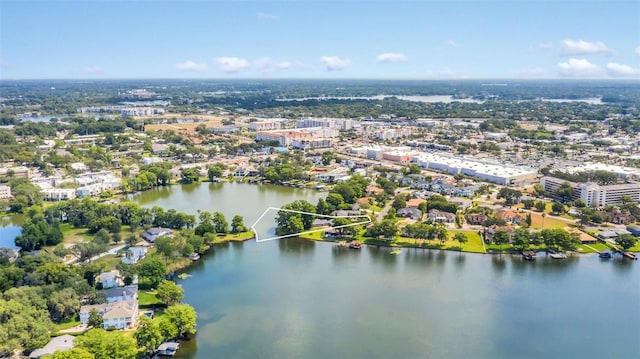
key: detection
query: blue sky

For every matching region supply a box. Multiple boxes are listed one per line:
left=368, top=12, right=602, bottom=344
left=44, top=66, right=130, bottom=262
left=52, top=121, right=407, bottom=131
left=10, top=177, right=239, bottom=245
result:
left=1, top=0, right=638, bottom=79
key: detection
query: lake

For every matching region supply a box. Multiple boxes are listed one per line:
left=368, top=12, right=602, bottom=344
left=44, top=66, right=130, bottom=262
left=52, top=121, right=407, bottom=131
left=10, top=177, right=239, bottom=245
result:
left=0, top=216, right=23, bottom=249
left=132, top=183, right=639, bottom=359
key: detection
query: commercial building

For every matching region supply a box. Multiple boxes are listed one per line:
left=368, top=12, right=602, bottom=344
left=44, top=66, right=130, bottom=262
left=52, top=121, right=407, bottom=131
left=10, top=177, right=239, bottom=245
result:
left=540, top=176, right=640, bottom=207
left=412, top=153, right=537, bottom=185
left=291, top=138, right=333, bottom=150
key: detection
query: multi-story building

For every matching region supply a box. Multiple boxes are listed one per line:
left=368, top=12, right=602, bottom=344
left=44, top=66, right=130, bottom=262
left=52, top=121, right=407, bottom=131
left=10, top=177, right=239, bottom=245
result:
left=540, top=176, right=640, bottom=207
left=0, top=185, right=12, bottom=199
left=249, top=120, right=282, bottom=131
left=256, top=127, right=339, bottom=147
left=297, top=117, right=353, bottom=130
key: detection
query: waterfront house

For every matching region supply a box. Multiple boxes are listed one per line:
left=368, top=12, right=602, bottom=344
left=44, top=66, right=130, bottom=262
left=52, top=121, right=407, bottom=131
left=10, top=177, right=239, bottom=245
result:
left=122, top=246, right=148, bottom=264
left=143, top=228, right=173, bottom=243
left=80, top=299, right=139, bottom=330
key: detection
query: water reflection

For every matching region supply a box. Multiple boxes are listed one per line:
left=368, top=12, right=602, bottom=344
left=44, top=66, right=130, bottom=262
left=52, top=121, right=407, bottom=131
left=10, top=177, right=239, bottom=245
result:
left=367, top=246, right=399, bottom=270
left=278, top=237, right=315, bottom=256
left=491, top=255, right=507, bottom=272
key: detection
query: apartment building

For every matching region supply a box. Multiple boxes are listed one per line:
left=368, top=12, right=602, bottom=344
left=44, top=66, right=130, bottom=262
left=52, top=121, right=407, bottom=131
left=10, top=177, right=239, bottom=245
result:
left=540, top=176, right=640, bottom=207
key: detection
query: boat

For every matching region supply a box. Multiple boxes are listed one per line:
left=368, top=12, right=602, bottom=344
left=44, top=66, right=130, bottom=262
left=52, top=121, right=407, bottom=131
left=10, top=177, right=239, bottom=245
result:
left=522, top=251, right=536, bottom=260
left=348, top=241, right=362, bottom=249
left=188, top=253, right=200, bottom=261
left=549, top=252, right=567, bottom=259
left=623, top=252, right=638, bottom=260
left=389, top=249, right=401, bottom=255
left=599, top=251, right=613, bottom=259
left=336, top=241, right=348, bottom=247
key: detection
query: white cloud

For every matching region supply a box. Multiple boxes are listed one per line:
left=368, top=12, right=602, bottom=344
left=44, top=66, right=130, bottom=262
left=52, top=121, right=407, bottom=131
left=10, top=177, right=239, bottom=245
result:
left=376, top=53, right=408, bottom=63
left=447, top=40, right=458, bottom=48
left=560, top=39, right=614, bottom=56
left=606, top=62, right=640, bottom=77
left=635, top=46, right=640, bottom=57
left=556, top=58, right=603, bottom=77
left=214, top=57, right=251, bottom=73
left=320, top=56, right=351, bottom=71
left=176, top=60, right=208, bottom=72
left=84, top=66, right=105, bottom=74
left=257, top=12, right=279, bottom=20
left=253, top=57, right=308, bottom=73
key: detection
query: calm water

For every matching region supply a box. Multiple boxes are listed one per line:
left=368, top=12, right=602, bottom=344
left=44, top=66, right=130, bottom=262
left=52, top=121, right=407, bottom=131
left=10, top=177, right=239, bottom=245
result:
left=0, top=216, right=23, bottom=249
left=133, top=183, right=640, bottom=359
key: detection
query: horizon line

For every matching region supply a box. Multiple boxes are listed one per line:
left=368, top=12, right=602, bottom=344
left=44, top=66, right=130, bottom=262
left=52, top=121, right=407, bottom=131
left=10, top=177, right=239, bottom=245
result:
left=1, top=77, right=638, bottom=82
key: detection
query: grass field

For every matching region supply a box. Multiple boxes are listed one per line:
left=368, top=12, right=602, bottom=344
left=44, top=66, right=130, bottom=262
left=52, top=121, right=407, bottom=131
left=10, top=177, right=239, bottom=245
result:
left=139, top=290, right=162, bottom=307
left=529, top=212, right=573, bottom=229
left=93, top=254, right=122, bottom=268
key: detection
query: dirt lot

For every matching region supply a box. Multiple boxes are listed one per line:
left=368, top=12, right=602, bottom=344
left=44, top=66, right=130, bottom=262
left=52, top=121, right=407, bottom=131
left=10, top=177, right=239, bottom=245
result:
left=142, top=114, right=254, bottom=132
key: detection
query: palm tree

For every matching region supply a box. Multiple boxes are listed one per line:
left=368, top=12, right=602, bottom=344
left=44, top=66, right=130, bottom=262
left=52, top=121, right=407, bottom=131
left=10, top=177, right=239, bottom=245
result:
left=541, top=213, right=546, bottom=229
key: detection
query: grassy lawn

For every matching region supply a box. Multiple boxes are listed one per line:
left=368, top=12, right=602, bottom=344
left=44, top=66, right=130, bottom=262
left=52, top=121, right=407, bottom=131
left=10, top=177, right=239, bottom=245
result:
left=214, top=231, right=254, bottom=242
left=529, top=212, right=572, bottom=229
left=93, top=254, right=122, bottom=269
left=298, top=230, right=325, bottom=241
left=369, top=205, right=383, bottom=213
left=574, top=242, right=611, bottom=253
left=139, top=290, right=162, bottom=306
left=59, top=223, right=92, bottom=244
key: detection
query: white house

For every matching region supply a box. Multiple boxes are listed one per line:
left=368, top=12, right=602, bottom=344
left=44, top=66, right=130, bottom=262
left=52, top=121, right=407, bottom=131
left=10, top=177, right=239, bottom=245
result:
left=80, top=300, right=139, bottom=330
left=122, top=246, right=148, bottom=264
left=143, top=228, right=173, bottom=243
left=98, top=270, right=124, bottom=289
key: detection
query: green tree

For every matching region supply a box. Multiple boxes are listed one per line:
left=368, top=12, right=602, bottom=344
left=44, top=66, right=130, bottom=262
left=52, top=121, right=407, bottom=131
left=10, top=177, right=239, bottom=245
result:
left=207, top=165, right=223, bottom=181
left=497, top=188, right=522, bottom=206
left=231, top=215, right=247, bottom=233
left=551, top=202, right=565, bottom=214
left=88, top=309, right=103, bottom=328
left=275, top=200, right=316, bottom=235
left=157, top=317, right=178, bottom=341
left=616, top=234, right=638, bottom=251
left=138, top=258, right=166, bottom=287
left=76, top=329, right=137, bottom=359
left=50, top=348, right=95, bottom=359
left=180, top=168, right=200, bottom=184
left=493, top=230, right=510, bottom=252
left=134, top=316, right=163, bottom=355
left=213, top=212, right=229, bottom=234
left=156, top=280, right=184, bottom=306
left=0, top=298, right=54, bottom=354
left=453, top=232, right=468, bottom=249
left=534, top=201, right=547, bottom=212
left=554, top=182, right=575, bottom=203
left=391, top=195, right=407, bottom=210
left=164, top=304, right=197, bottom=337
